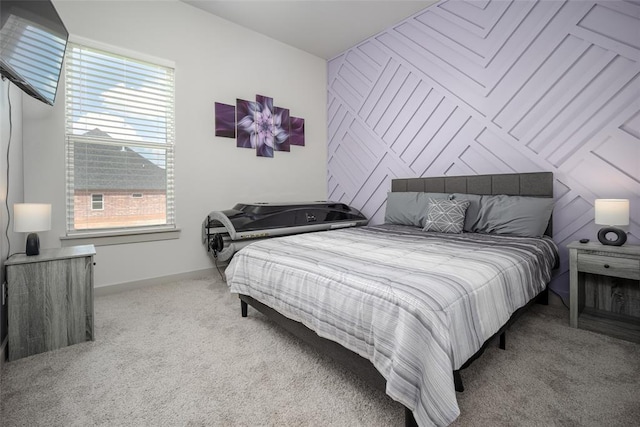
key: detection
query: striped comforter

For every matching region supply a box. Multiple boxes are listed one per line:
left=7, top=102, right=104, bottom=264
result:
left=225, top=224, right=558, bottom=426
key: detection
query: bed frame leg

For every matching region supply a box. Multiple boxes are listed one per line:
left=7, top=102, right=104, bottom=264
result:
left=404, top=407, right=418, bottom=427
left=241, top=300, right=248, bottom=317
left=499, top=331, right=506, bottom=350
left=453, top=370, right=464, bottom=392
left=536, top=288, right=549, bottom=305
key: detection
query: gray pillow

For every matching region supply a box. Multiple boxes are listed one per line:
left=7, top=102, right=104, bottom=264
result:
left=473, top=195, right=554, bottom=237
left=384, top=192, right=450, bottom=227
left=451, top=193, right=482, bottom=232
left=423, top=198, right=470, bottom=234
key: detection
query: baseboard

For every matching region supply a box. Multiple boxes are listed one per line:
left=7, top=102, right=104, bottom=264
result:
left=548, top=289, right=569, bottom=310
left=95, top=266, right=226, bottom=296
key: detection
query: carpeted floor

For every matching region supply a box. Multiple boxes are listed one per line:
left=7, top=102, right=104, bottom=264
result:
left=1, top=274, right=639, bottom=426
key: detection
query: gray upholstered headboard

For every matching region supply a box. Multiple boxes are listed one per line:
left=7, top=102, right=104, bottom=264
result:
left=391, top=172, right=554, bottom=236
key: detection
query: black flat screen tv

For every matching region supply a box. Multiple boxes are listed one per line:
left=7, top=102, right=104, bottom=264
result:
left=0, top=0, right=68, bottom=106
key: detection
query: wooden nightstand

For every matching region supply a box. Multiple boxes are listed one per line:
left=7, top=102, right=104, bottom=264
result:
left=6, top=245, right=96, bottom=361
left=568, top=241, right=640, bottom=343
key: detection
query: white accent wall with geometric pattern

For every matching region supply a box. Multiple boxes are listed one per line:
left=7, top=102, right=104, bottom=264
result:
left=327, top=0, right=639, bottom=299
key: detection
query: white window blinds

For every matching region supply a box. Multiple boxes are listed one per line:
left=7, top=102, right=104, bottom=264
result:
left=65, top=42, right=175, bottom=232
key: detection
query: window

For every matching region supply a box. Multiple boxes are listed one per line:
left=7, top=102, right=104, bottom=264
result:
left=65, top=42, right=175, bottom=232
left=91, top=194, right=104, bottom=211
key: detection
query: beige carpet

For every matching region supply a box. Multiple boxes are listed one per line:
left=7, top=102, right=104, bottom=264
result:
left=1, top=275, right=639, bottom=426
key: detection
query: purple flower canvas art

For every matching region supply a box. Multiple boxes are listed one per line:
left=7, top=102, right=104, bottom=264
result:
left=290, top=117, right=305, bottom=146
left=274, top=107, right=290, bottom=152
left=236, top=98, right=259, bottom=149
left=214, top=102, right=236, bottom=138
left=219, top=94, right=304, bottom=158
left=255, top=95, right=275, bottom=158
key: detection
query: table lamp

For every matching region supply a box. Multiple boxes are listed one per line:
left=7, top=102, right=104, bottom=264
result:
left=14, top=203, right=51, bottom=256
left=594, top=199, right=629, bottom=246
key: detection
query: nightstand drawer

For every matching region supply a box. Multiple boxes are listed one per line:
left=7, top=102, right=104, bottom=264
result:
left=578, top=253, right=640, bottom=280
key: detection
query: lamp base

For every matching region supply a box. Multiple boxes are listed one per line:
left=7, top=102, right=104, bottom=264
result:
left=597, top=227, right=627, bottom=246
left=25, top=233, right=40, bottom=256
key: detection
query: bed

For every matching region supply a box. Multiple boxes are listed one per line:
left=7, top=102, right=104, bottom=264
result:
left=225, top=172, right=559, bottom=426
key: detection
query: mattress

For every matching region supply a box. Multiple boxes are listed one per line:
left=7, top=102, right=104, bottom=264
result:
left=225, top=224, right=559, bottom=426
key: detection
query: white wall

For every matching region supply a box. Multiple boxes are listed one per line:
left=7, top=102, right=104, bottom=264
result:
left=22, top=0, right=328, bottom=287
left=1, top=81, right=25, bottom=349
left=1, top=82, right=25, bottom=277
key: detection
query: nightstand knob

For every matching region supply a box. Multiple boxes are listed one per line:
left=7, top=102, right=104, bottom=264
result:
left=604, top=264, right=610, bottom=268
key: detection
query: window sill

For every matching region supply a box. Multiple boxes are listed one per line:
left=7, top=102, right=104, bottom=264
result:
left=60, top=226, right=181, bottom=247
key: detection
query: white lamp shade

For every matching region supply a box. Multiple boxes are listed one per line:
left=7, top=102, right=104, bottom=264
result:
left=594, top=199, right=629, bottom=226
left=14, top=203, right=52, bottom=233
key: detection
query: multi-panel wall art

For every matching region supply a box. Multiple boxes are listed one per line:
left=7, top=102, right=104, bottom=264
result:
left=215, top=95, right=305, bottom=158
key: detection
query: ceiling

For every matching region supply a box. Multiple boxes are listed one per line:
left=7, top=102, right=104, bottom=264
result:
left=181, top=0, right=437, bottom=59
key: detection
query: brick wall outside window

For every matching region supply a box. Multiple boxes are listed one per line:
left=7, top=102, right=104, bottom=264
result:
left=74, top=190, right=166, bottom=229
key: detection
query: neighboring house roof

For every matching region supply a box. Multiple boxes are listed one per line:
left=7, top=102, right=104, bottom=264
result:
left=74, top=128, right=166, bottom=191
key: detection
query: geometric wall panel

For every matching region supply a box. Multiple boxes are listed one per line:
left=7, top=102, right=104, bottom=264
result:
left=327, top=0, right=640, bottom=300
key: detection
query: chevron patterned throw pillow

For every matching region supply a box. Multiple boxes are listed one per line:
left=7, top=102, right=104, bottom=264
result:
left=423, top=198, right=470, bottom=234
